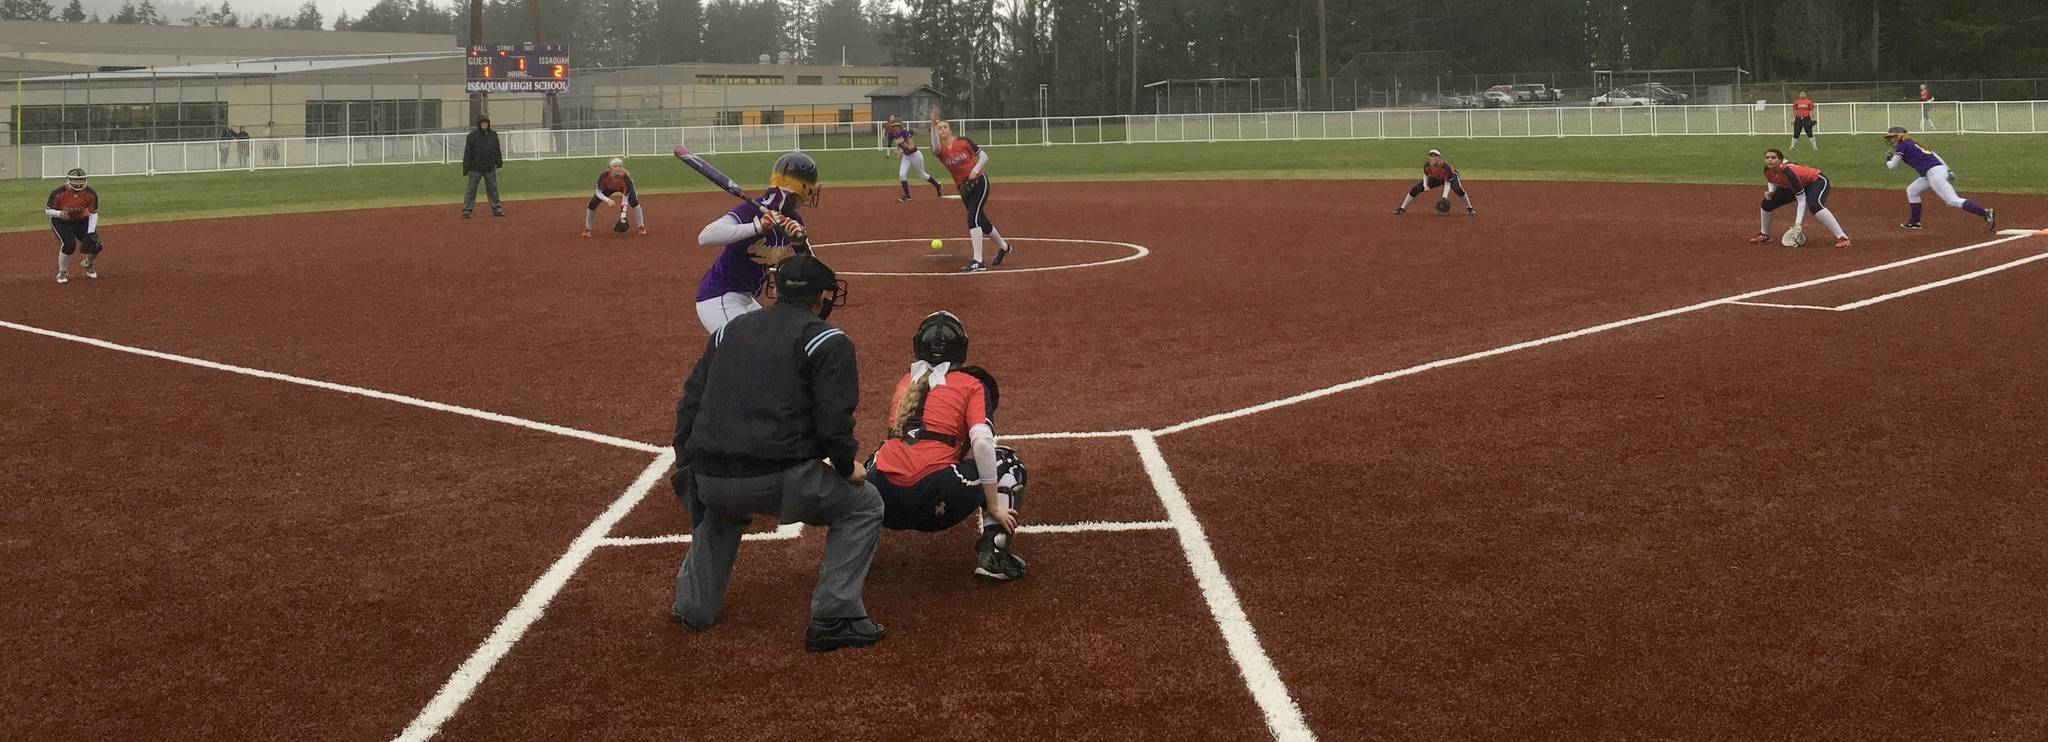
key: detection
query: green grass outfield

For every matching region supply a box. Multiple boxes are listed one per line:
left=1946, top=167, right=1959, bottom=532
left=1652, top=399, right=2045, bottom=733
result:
left=6, top=133, right=2045, bottom=233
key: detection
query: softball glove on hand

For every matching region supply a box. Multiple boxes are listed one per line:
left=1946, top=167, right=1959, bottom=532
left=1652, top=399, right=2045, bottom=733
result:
left=1780, top=224, right=1808, bottom=247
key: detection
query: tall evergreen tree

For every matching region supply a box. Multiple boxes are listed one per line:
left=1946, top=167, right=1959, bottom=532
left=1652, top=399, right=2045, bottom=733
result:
left=702, top=0, right=784, bottom=64
left=647, top=0, right=705, bottom=64
left=813, top=0, right=879, bottom=65
left=136, top=0, right=166, bottom=24
left=60, top=0, right=84, bottom=21
left=291, top=0, right=321, bottom=29
left=0, top=0, right=59, bottom=21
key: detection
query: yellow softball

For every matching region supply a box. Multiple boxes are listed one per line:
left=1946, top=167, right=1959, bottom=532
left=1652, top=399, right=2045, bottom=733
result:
left=929, top=238, right=945, bottom=251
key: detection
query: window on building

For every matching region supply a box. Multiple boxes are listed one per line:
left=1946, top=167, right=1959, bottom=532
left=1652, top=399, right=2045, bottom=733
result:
left=303, top=99, right=443, bottom=137
left=838, top=76, right=898, bottom=86
left=11, top=101, right=227, bottom=144
left=696, top=74, right=785, bottom=85
left=797, top=75, right=822, bottom=85
left=760, top=110, right=785, bottom=125
left=837, top=108, right=854, bottom=123
left=719, top=111, right=744, bottom=125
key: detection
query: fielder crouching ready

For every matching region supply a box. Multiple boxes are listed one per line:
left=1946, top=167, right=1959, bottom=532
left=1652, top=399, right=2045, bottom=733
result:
left=669, top=254, right=888, bottom=652
left=1750, top=148, right=1851, bottom=249
left=45, top=167, right=105, bottom=284
left=867, top=311, right=1029, bottom=581
left=1393, top=149, right=1475, bottom=215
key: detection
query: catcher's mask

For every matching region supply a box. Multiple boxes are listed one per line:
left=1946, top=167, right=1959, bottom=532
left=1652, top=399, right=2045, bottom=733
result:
left=913, top=310, right=969, bottom=366
left=65, top=167, right=86, bottom=190
left=769, top=152, right=821, bottom=208
left=773, top=254, right=847, bottom=320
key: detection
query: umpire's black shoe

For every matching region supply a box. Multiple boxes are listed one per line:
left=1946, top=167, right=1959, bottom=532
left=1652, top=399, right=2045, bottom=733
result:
left=805, top=617, right=886, bottom=652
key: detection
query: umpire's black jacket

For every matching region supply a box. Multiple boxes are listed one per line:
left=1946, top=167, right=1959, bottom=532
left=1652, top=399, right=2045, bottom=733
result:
left=674, top=304, right=861, bottom=480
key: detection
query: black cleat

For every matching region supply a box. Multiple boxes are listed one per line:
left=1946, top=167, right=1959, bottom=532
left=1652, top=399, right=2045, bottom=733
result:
left=960, top=260, right=986, bottom=273
left=993, top=244, right=1012, bottom=266
left=897, top=194, right=913, bottom=202
left=1392, top=208, right=1406, bottom=215
left=1985, top=207, right=1997, bottom=233
left=932, top=180, right=944, bottom=197
left=805, top=617, right=886, bottom=652
left=1466, top=207, right=1477, bottom=215
left=1899, top=222, right=1923, bottom=230
left=461, top=211, right=472, bottom=219
left=669, top=610, right=709, bottom=633
left=975, top=528, right=1028, bottom=581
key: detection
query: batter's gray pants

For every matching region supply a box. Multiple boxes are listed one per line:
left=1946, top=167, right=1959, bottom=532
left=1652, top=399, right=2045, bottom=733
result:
left=463, top=168, right=501, bottom=213
left=672, top=461, right=882, bottom=629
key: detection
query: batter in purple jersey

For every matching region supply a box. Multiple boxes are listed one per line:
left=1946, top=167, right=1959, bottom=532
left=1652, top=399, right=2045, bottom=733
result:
left=692, top=152, right=821, bottom=333
left=1883, top=126, right=1994, bottom=232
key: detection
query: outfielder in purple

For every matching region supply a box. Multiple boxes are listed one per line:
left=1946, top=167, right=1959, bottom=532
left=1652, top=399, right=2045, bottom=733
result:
left=692, top=152, right=821, bottom=333
left=1883, top=126, right=1993, bottom=231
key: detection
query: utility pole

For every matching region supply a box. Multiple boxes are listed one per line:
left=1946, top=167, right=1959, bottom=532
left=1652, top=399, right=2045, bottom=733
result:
left=1317, top=0, right=1328, bottom=108
left=1129, top=2, right=1138, bottom=113
left=1289, top=28, right=1303, bottom=111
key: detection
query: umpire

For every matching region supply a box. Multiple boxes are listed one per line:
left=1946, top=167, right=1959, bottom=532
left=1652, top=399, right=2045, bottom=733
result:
left=460, top=116, right=504, bottom=218
left=669, top=253, right=887, bottom=652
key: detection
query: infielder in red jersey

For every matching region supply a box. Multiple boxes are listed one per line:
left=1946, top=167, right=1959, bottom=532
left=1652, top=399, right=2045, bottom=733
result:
left=43, top=167, right=104, bottom=283
left=1750, top=148, right=1851, bottom=249
left=866, top=311, right=1029, bottom=580
left=583, top=157, right=646, bottom=237
left=1393, top=149, right=1475, bottom=215
left=930, top=109, right=1014, bottom=272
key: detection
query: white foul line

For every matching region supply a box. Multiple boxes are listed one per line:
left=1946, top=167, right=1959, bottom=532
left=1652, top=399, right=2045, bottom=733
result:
left=1728, top=300, right=1840, bottom=311
left=600, top=519, right=1172, bottom=547
left=1834, top=249, right=2048, bottom=311
left=600, top=523, right=803, bottom=547
left=396, top=451, right=675, bottom=741
left=1153, top=232, right=2036, bottom=437
left=0, top=320, right=664, bottom=454
left=1132, top=431, right=1315, bottom=741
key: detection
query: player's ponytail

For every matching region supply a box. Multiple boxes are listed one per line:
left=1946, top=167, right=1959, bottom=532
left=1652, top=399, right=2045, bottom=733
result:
left=888, top=370, right=934, bottom=443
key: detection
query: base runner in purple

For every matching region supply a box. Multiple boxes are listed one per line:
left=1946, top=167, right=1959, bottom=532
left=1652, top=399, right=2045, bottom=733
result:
left=1883, top=126, right=1995, bottom=232
left=692, top=152, right=822, bottom=333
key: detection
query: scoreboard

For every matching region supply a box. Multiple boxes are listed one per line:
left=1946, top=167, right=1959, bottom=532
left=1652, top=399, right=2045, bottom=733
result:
left=466, top=44, right=570, bottom=94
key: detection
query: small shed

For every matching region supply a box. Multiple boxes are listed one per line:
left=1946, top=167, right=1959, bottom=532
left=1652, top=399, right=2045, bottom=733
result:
left=866, top=84, right=948, bottom=122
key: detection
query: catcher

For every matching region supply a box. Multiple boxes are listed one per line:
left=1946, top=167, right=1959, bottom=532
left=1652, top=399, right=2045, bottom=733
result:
left=866, top=311, right=1029, bottom=581
left=1393, top=149, right=1475, bottom=215
left=583, top=157, right=646, bottom=237
left=44, top=167, right=104, bottom=284
left=1749, top=148, right=1851, bottom=249
left=691, top=152, right=817, bottom=333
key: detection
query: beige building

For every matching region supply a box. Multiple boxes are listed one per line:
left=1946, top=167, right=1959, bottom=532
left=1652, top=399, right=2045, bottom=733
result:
left=3, top=19, right=932, bottom=147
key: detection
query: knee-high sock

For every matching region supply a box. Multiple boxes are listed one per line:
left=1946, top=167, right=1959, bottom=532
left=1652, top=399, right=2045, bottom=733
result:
left=1399, top=193, right=1417, bottom=210
left=1809, top=136, right=1818, bottom=149
left=987, top=227, right=1010, bottom=251
left=926, top=175, right=942, bottom=189
left=632, top=205, right=645, bottom=227
left=1759, top=209, right=1773, bottom=234
left=57, top=251, right=69, bottom=272
left=1814, top=208, right=1847, bottom=239
left=1910, top=202, right=1924, bottom=223
left=900, top=179, right=910, bottom=197
left=970, top=227, right=985, bottom=262
left=1459, top=192, right=1475, bottom=209
left=584, top=208, right=596, bottom=229
left=1790, top=138, right=1798, bottom=149
left=1960, top=200, right=1988, bottom=217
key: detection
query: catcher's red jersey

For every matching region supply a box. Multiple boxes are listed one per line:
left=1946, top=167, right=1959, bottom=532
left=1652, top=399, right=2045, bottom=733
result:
left=874, top=369, right=990, bottom=487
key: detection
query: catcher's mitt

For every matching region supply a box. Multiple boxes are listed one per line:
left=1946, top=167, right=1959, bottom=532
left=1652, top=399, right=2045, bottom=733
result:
left=1780, top=224, right=1808, bottom=247
left=1434, top=198, right=1451, bottom=214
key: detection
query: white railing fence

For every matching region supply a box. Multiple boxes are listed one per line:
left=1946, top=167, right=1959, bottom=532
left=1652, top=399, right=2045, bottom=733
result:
left=38, top=100, right=2048, bottom=179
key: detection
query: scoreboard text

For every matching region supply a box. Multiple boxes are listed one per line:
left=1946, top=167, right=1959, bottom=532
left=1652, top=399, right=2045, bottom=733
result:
left=466, top=44, right=570, bottom=94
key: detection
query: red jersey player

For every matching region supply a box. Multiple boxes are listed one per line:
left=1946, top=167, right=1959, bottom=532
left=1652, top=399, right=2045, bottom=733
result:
left=43, top=167, right=103, bottom=283
left=1393, top=149, right=1476, bottom=216
left=1750, top=148, right=1850, bottom=249
left=930, top=108, right=1014, bottom=272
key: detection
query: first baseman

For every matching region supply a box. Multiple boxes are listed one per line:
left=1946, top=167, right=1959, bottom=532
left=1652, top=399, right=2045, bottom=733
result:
left=44, top=168, right=104, bottom=284
left=1751, top=148, right=1850, bottom=249
left=585, top=157, right=646, bottom=237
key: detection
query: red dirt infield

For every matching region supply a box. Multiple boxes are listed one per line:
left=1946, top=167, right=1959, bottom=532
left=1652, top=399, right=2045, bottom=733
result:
left=3, top=180, right=2044, bottom=739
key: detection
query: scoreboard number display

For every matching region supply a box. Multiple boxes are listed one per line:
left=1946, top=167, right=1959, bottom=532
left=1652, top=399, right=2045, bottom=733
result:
left=466, top=44, right=570, bottom=94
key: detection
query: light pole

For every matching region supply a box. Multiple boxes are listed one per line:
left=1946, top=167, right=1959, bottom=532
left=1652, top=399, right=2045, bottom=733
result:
left=1288, top=28, right=1303, bottom=111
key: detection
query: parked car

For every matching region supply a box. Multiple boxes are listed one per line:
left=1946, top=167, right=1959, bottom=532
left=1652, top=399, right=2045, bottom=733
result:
left=1619, top=82, right=1688, bottom=104
left=1591, top=89, right=1654, bottom=106
left=1512, top=83, right=1563, bottom=102
left=1481, top=90, right=1516, bottom=108
left=1435, top=95, right=1482, bottom=109
left=1454, top=94, right=1484, bottom=109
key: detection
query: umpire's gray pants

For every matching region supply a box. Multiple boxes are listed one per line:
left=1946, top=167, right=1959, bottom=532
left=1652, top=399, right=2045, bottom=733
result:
left=673, top=461, right=883, bottom=629
left=463, top=168, right=501, bottom=212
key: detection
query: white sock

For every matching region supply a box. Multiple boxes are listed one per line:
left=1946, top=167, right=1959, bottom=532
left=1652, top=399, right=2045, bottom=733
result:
left=1790, top=138, right=1797, bottom=149
left=1399, top=194, right=1416, bottom=209
left=1460, top=194, right=1475, bottom=209
left=632, top=205, right=645, bottom=227
left=970, top=227, right=985, bottom=262
left=1759, top=210, right=1772, bottom=234
left=988, top=227, right=1010, bottom=251
left=1815, top=208, right=1846, bottom=239
left=57, top=252, right=69, bottom=272
left=1810, top=137, right=1819, bottom=149
left=584, top=209, right=595, bottom=229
